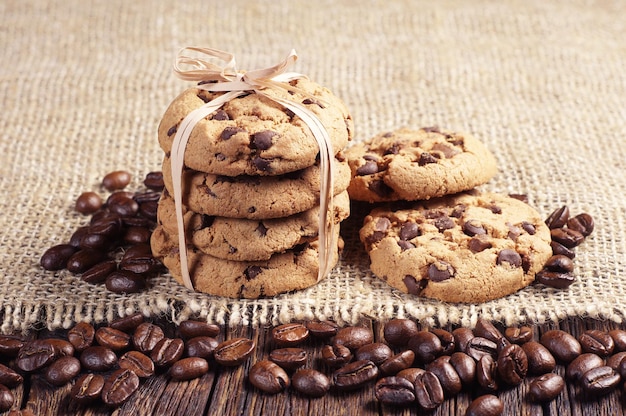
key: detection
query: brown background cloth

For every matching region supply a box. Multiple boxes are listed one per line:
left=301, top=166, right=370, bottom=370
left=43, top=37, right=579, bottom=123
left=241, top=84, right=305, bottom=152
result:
left=1, top=0, right=625, bottom=334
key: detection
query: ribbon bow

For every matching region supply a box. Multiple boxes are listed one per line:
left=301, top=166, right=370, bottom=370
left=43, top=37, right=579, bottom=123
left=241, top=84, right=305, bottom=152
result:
left=170, top=47, right=336, bottom=292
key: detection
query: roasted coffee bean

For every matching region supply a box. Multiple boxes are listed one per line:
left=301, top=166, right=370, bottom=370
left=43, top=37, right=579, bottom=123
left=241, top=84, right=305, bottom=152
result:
left=44, top=356, right=81, bottom=386
left=214, top=337, right=255, bottom=366
left=380, top=350, right=415, bottom=375
left=0, top=335, right=25, bottom=357
left=170, top=357, right=209, bottom=381
left=465, top=394, right=504, bottom=416
left=609, top=329, right=626, bottom=352
left=521, top=341, right=556, bottom=375
left=305, top=320, right=339, bottom=339
left=550, top=228, right=585, bottom=248
left=396, top=367, right=426, bottom=385
left=75, top=191, right=103, bottom=214
left=321, top=344, right=353, bottom=367
left=95, top=326, right=131, bottom=351
left=185, top=336, right=219, bottom=359
left=333, top=360, right=379, bottom=391
left=0, top=363, right=23, bottom=388
left=551, top=241, right=576, bottom=259
left=46, top=338, right=75, bottom=357
left=452, top=327, right=475, bottom=353
left=541, top=330, right=582, bottom=363
left=545, top=205, right=570, bottom=229
left=618, top=358, right=626, bottom=379
left=426, top=356, right=462, bottom=397
left=143, top=171, right=164, bottom=190
left=123, top=226, right=151, bottom=245
left=497, top=344, right=528, bottom=385
left=119, top=244, right=159, bottom=274
left=138, top=201, right=158, bottom=221
left=269, top=348, right=307, bottom=371
left=110, top=312, right=145, bottom=333
left=0, top=384, right=14, bottom=412
left=80, top=346, right=118, bottom=372
left=474, top=319, right=503, bottom=343
left=102, top=170, right=132, bottom=191
left=567, top=213, right=594, bottom=236
left=291, top=369, right=330, bottom=398
left=16, top=340, right=56, bottom=372
left=133, top=322, right=165, bottom=354
left=271, top=323, right=309, bottom=347
left=133, top=190, right=161, bottom=204
left=528, top=372, right=565, bottom=403
left=81, top=260, right=117, bottom=284
left=374, top=376, right=416, bottom=406
left=333, top=326, right=374, bottom=351
left=578, top=329, right=614, bottom=357
left=105, top=270, right=146, bottom=294
left=68, top=321, right=95, bottom=352
left=40, top=244, right=79, bottom=270
left=101, top=368, right=140, bottom=406
left=476, top=355, right=498, bottom=391
left=408, top=331, right=443, bottom=364
left=71, top=373, right=105, bottom=404
left=535, top=270, right=576, bottom=289
left=150, top=338, right=184, bottom=367
left=178, top=320, right=220, bottom=339
left=119, top=350, right=155, bottom=378
left=504, top=326, right=533, bottom=344
left=69, top=226, right=89, bottom=248
left=449, top=352, right=476, bottom=386
left=580, top=366, right=621, bottom=396
left=414, top=371, right=444, bottom=410
left=66, top=249, right=107, bottom=273
left=465, top=336, right=498, bottom=362
left=78, top=231, right=111, bottom=250
left=431, top=328, right=456, bottom=355
left=249, top=360, right=290, bottom=394
left=383, top=318, right=419, bottom=347
left=606, top=351, right=626, bottom=371
left=565, top=353, right=604, bottom=381
left=355, top=342, right=392, bottom=366
left=544, top=254, right=575, bottom=273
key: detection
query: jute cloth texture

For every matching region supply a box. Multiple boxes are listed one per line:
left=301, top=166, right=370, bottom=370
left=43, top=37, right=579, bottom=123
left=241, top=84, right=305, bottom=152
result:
left=1, top=0, right=625, bottom=334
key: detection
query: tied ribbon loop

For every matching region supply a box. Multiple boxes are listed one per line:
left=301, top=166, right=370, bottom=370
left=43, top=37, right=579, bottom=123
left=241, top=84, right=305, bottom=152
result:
left=170, top=47, right=336, bottom=292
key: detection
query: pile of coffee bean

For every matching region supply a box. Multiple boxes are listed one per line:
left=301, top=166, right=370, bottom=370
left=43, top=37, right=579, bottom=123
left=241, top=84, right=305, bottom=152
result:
left=0, top=313, right=258, bottom=411
left=535, top=205, right=594, bottom=289
left=39, top=170, right=165, bottom=294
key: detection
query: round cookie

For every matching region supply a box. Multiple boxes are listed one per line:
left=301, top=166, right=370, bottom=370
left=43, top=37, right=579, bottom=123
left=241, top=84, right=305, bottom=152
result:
left=158, top=77, right=354, bottom=176
left=157, top=190, right=351, bottom=261
left=151, top=224, right=343, bottom=298
left=345, top=127, right=498, bottom=202
left=161, top=154, right=351, bottom=219
left=359, top=191, right=552, bottom=303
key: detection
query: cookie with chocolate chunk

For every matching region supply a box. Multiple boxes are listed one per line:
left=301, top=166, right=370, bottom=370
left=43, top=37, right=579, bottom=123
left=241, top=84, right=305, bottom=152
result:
left=161, top=154, right=351, bottom=220
left=158, top=77, right=353, bottom=176
left=345, top=128, right=497, bottom=202
left=151, top=223, right=343, bottom=298
left=359, top=191, right=552, bottom=303
left=156, top=190, right=350, bottom=261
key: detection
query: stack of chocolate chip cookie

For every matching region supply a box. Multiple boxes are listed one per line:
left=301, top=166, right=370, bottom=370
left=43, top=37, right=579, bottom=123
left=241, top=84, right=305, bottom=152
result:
left=151, top=78, right=354, bottom=298
left=347, top=127, right=553, bottom=303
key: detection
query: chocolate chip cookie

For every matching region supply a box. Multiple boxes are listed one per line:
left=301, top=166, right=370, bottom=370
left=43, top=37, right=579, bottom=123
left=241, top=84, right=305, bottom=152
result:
left=345, top=127, right=498, bottom=202
left=151, top=223, right=343, bottom=298
left=359, top=191, right=552, bottom=303
left=158, top=77, right=354, bottom=176
left=161, top=155, right=351, bottom=219
left=156, top=190, right=350, bottom=261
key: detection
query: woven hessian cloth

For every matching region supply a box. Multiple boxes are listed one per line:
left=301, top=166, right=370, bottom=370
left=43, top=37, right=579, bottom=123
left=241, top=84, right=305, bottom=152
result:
left=1, top=0, right=625, bottom=333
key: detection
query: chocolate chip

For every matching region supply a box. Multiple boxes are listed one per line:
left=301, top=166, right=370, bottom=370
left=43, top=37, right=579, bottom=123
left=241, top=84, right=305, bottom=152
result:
left=403, top=275, right=427, bottom=295
left=468, top=235, right=492, bottom=253
left=434, top=216, right=455, bottom=232
left=418, top=152, right=438, bottom=166
left=397, top=240, right=416, bottom=251
left=428, top=261, right=454, bottom=281
left=252, top=130, right=277, bottom=150
left=450, top=204, right=466, bottom=218
left=253, top=156, right=272, bottom=172
left=496, top=249, right=522, bottom=268
left=369, top=179, right=394, bottom=198
left=255, top=222, right=268, bottom=237
left=167, top=124, right=178, bottom=136
left=399, top=222, right=419, bottom=240
left=356, top=160, right=379, bottom=176
left=219, top=126, right=245, bottom=140
left=431, top=142, right=459, bottom=158
left=521, top=221, right=536, bottom=235
left=463, top=219, right=486, bottom=236
left=212, top=110, right=229, bottom=120
left=384, top=143, right=401, bottom=155
left=509, top=194, right=529, bottom=204
left=245, top=266, right=263, bottom=280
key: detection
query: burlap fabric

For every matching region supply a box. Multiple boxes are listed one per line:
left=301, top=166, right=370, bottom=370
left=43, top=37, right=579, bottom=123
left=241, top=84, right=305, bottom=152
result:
left=1, top=0, right=624, bottom=334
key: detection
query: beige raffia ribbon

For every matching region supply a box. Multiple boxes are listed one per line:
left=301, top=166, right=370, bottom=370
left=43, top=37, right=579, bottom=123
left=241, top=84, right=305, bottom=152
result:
left=170, top=47, right=336, bottom=291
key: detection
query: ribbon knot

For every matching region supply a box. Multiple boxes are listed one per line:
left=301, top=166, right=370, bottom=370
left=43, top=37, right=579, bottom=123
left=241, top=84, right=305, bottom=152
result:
left=169, top=47, right=336, bottom=293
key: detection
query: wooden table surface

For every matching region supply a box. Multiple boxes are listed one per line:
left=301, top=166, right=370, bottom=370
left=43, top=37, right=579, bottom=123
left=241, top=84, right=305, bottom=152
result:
left=4, top=316, right=626, bottom=416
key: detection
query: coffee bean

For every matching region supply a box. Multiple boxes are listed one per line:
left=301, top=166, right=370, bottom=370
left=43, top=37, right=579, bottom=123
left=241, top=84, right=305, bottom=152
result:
left=105, top=270, right=146, bottom=294
left=355, top=342, right=392, bottom=366
left=566, top=353, right=604, bottom=381
left=138, top=201, right=158, bottom=221
left=414, top=371, right=444, bottom=410
left=66, top=249, right=107, bottom=273
left=578, top=329, right=614, bottom=357
left=0, top=363, right=23, bottom=388
left=170, top=357, right=209, bottom=381
left=380, top=350, right=415, bottom=375
left=133, top=322, right=165, bottom=354
left=71, top=373, right=105, bottom=404
left=178, top=320, right=220, bottom=339
left=474, top=319, right=503, bottom=343
left=0, top=384, right=14, bottom=412
left=452, top=327, right=475, bottom=353
left=144, top=171, right=164, bottom=190
left=544, top=254, right=575, bottom=273
left=383, top=318, right=419, bottom=347
left=504, top=326, right=533, bottom=344
left=396, top=367, right=426, bottom=385
left=426, top=356, right=462, bottom=397
left=476, top=355, right=498, bottom=391
left=497, top=343, right=528, bottom=385
left=214, top=337, right=255, bottom=366
left=119, top=350, right=155, bottom=378
left=465, top=394, right=504, bottom=416
left=78, top=232, right=111, bottom=250
left=249, top=360, right=290, bottom=394
left=408, top=331, right=443, bottom=364
left=43, top=356, right=81, bottom=386
left=185, top=336, right=219, bottom=360
left=150, top=338, right=184, bottom=367
left=102, top=170, right=132, bottom=191
left=123, top=226, right=151, bottom=245
left=69, top=226, right=89, bottom=248
left=305, top=320, right=339, bottom=339
left=545, top=206, right=569, bottom=229
left=110, top=313, right=145, bottom=333
left=535, top=270, right=576, bottom=289
left=46, top=338, right=75, bottom=357
left=528, top=373, right=565, bottom=403
left=431, top=328, right=456, bottom=355
left=580, top=366, right=621, bottom=396
left=465, top=336, right=498, bottom=362
left=66, top=322, right=95, bottom=352
left=269, top=348, right=307, bottom=371
left=333, top=326, right=374, bottom=351
left=0, top=335, right=25, bottom=357
left=607, top=351, right=626, bottom=371
left=75, top=191, right=103, bottom=214
left=95, top=327, right=131, bottom=351
left=321, top=344, right=353, bottom=367
left=16, top=340, right=56, bottom=372
left=551, top=228, right=585, bottom=248
left=40, top=244, right=79, bottom=271
left=101, top=368, right=140, bottom=406
left=80, top=346, right=118, bottom=372
left=541, top=330, right=582, bottom=363
left=119, top=244, right=159, bottom=274
left=374, top=376, right=416, bottom=406
left=81, top=260, right=117, bottom=284
left=567, top=213, right=594, bottom=236
left=333, top=360, right=379, bottom=391
left=551, top=241, right=576, bottom=259
left=271, top=323, right=309, bottom=347
left=291, top=369, right=330, bottom=398
left=521, top=341, right=556, bottom=375
left=449, top=352, right=476, bottom=386
left=618, top=358, right=626, bottom=379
